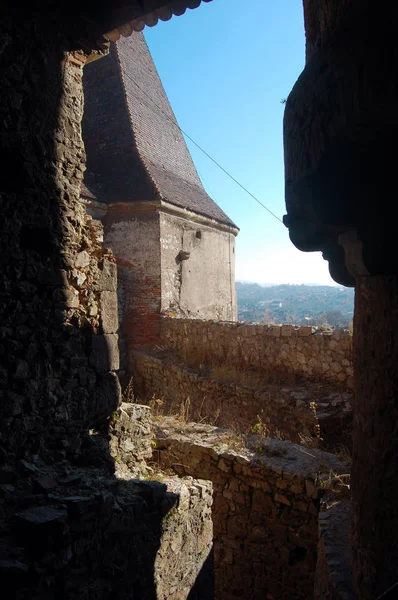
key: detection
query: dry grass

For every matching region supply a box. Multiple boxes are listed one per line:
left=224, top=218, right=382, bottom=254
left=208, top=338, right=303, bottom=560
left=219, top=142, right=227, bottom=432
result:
left=149, top=395, right=165, bottom=416
left=298, top=434, right=317, bottom=448
left=214, top=430, right=246, bottom=453
left=123, top=377, right=135, bottom=403
left=315, top=468, right=351, bottom=500
left=333, top=443, right=352, bottom=463
left=246, top=435, right=288, bottom=458
left=148, top=392, right=224, bottom=430
left=178, top=396, right=191, bottom=423
left=138, top=381, right=347, bottom=467
left=248, top=413, right=285, bottom=440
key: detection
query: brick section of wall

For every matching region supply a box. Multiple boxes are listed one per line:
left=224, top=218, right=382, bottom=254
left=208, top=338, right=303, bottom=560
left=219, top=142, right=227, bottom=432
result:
left=154, top=419, right=349, bottom=600
left=161, top=318, right=353, bottom=388
left=105, top=208, right=161, bottom=359
left=160, top=212, right=237, bottom=321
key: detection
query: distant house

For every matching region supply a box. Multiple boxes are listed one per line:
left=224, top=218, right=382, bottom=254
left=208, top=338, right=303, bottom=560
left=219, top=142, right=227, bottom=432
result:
left=269, top=300, right=283, bottom=308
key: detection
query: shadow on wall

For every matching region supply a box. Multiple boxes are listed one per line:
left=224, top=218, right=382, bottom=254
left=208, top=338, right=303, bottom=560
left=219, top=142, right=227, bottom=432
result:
left=4, top=443, right=184, bottom=598
left=187, top=548, right=215, bottom=600
left=0, top=9, right=120, bottom=474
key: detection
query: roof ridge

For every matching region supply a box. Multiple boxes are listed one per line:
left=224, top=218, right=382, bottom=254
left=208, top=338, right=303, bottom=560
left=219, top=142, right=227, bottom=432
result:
left=138, top=33, right=205, bottom=189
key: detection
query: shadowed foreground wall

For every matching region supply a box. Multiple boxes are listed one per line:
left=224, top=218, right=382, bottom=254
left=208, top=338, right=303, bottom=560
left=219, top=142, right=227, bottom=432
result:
left=0, top=12, right=121, bottom=468
left=0, top=13, right=214, bottom=599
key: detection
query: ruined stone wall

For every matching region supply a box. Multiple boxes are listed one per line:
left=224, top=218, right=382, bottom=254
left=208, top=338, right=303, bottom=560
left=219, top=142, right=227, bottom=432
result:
left=133, top=318, right=353, bottom=443
left=1, top=379, right=213, bottom=600
left=133, top=350, right=329, bottom=441
left=314, top=500, right=356, bottom=600
left=160, top=211, right=237, bottom=321
left=2, top=462, right=213, bottom=600
left=154, top=419, right=347, bottom=600
left=161, top=318, right=353, bottom=387
left=0, top=12, right=121, bottom=469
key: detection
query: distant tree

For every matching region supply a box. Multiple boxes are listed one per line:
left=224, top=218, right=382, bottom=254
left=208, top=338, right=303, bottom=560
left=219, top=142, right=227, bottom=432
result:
left=263, top=308, right=276, bottom=325
left=318, top=310, right=348, bottom=329
left=317, top=315, right=331, bottom=329
left=303, top=316, right=317, bottom=326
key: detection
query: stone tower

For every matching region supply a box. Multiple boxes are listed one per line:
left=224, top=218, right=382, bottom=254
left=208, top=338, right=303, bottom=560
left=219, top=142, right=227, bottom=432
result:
left=82, top=33, right=238, bottom=368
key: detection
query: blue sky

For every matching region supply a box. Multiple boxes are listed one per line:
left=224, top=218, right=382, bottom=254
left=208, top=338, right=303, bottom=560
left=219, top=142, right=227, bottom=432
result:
left=144, top=0, right=337, bottom=285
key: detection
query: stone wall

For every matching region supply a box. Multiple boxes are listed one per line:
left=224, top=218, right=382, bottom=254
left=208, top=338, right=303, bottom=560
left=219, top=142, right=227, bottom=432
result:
left=0, top=12, right=121, bottom=468
left=314, top=500, right=356, bottom=600
left=133, top=350, right=335, bottom=442
left=109, top=402, right=151, bottom=468
left=133, top=318, right=353, bottom=445
left=1, top=461, right=213, bottom=600
left=160, top=211, right=237, bottom=321
left=160, top=318, right=353, bottom=388
left=1, top=374, right=214, bottom=600
left=154, top=418, right=349, bottom=600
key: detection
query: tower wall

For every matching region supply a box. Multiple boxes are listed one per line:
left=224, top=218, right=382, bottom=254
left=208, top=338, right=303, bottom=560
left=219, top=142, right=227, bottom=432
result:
left=105, top=205, right=161, bottom=362
left=82, top=31, right=238, bottom=371
left=160, top=211, right=237, bottom=321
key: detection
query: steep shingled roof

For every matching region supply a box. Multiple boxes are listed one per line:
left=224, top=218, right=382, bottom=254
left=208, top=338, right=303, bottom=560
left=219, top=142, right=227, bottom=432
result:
left=83, top=33, right=237, bottom=229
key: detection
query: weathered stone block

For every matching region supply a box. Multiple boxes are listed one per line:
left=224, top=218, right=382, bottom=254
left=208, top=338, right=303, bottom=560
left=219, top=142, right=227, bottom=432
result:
left=75, top=250, right=90, bottom=268
left=92, top=259, right=117, bottom=292
left=90, top=334, right=119, bottom=372
left=154, top=477, right=213, bottom=599
left=91, top=371, right=121, bottom=422
left=110, top=402, right=152, bottom=461
left=100, top=291, right=118, bottom=333
left=281, top=325, right=294, bottom=337
left=16, top=506, right=67, bottom=527
left=14, top=360, right=29, bottom=379
left=298, top=327, right=313, bottom=337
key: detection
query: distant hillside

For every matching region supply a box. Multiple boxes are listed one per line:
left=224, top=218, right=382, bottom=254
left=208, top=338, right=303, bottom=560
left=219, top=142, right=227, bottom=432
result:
left=236, top=282, right=354, bottom=328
